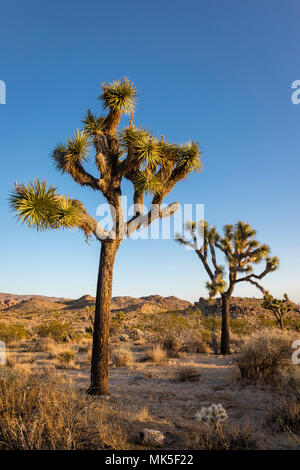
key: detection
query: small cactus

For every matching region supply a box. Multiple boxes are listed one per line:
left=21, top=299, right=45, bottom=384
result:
left=195, top=403, right=228, bottom=427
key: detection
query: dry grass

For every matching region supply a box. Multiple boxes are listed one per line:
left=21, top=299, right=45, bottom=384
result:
left=0, top=368, right=129, bottom=450
left=131, top=407, right=152, bottom=422
left=187, top=423, right=261, bottom=450
left=233, top=330, right=293, bottom=383
left=111, top=346, right=133, bottom=367
left=173, top=362, right=201, bottom=382
left=32, top=337, right=56, bottom=353
left=265, top=399, right=300, bottom=433
left=143, top=344, right=166, bottom=364
left=56, top=350, right=76, bottom=366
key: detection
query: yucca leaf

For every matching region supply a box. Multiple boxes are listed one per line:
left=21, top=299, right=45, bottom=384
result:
left=55, top=197, right=83, bottom=229
left=82, top=110, right=105, bottom=136
left=133, top=170, right=162, bottom=194
left=136, top=135, right=162, bottom=167
left=9, top=178, right=58, bottom=231
left=66, top=129, right=91, bottom=163
left=100, top=78, right=137, bottom=115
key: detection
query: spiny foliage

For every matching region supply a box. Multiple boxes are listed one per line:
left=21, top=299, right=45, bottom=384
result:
left=99, top=77, right=137, bottom=115
left=9, top=178, right=58, bottom=230
left=52, top=130, right=91, bottom=174
left=262, top=293, right=293, bottom=328
left=9, top=178, right=83, bottom=232
left=10, top=77, right=201, bottom=238
left=82, top=110, right=105, bottom=136
left=176, top=220, right=279, bottom=299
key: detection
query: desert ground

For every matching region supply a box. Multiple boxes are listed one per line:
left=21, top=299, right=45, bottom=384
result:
left=0, top=293, right=300, bottom=450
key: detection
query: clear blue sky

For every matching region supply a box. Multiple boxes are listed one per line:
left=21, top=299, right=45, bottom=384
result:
left=1, top=0, right=300, bottom=303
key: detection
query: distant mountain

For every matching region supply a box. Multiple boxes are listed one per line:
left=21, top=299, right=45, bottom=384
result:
left=0, top=292, right=191, bottom=314
left=1, top=292, right=300, bottom=320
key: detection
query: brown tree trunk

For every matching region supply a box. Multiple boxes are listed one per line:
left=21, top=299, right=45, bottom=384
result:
left=87, top=240, right=119, bottom=396
left=279, top=316, right=284, bottom=329
left=220, top=293, right=231, bottom=355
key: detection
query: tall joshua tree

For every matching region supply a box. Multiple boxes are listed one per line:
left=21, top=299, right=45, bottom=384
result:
left=262, top=293, right=292, bottom=329
left=9, top=78, right=201, bottom=395
left=176, top=221, right=279, bottom=354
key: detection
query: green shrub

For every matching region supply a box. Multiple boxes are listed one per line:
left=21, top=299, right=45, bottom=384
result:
left=230, top=319, right=252, bottom=335
left=57, top=350, right=75, bottom=365
left=0, top=323, right=27, bottom=344
left=36, top=321, right=73, bottom=341
left=233, top=330, right=292, bottom=383
left=202, top=317, right=221, bottom=331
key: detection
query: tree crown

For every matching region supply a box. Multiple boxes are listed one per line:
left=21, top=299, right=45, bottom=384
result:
left=176, top=220, right=279, bottom=298
left=10, top=78, right=202, bottom=241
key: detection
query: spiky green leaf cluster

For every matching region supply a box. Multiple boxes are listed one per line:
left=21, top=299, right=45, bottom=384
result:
left=119, top=126, right=150, bottom=148
left=132, top=170, right=161, bottom=195
left=100, top=78, right=137, bottom=115
left=9, top=178, right=83, bottom=232
left=82, top=110, right=105, bottom=136
left=55, top=197, right=83, bottom=229
left=175, top=141, right=202, bottom=173
left=9, top=178, right=58, bottom=231
left=52, top=130, right=91, bottom=173
left=206, top=275, right=227, bottom=299
left=136, top=135, right=161, bottom=167
left=66, top=129, right=91, bottom=162
left=262, top=293, right=292, bottom=315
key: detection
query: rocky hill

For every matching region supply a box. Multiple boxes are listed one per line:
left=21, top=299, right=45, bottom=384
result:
left=0, top=293, right=191, bottom=315
left=1, top=292, right=299, bottom=321
left=191, top=296, right=300, bottom=322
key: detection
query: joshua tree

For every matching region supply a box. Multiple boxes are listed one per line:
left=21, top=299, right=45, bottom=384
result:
left=176, top=221, right=279, bottom=354
left=262, top=293, right=292, bottom=329
left=9, top=78, right=201, bottom=395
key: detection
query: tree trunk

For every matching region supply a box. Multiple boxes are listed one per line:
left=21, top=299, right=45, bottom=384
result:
left=279, top=316, right=284, bottom=329
left=87, top=240, right=119, bottom=396
left=220, top=293, right=231, bottom=355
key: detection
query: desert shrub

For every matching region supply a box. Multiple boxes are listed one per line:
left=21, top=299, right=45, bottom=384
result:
left=173, top=363, right=201, bottom=382
left=290, top=319, right=300, bottom=331
left=97, top=415, right=128, bottom=450
left=161, top=334, right=183, bottom=357
left=0, top=323, right=27, bottom=344
left=233, top=330, right=292, bottom=383
left=57, top=350, right=76, bottom=365
left=202, top=317, right=221, bottom=331
left=32, top=337, right=56, bottom=352
left=0, top=369, right=129, bottom=450
left=230, top=319, right=252, bottom=335
left=143, top=344, right=166, bottom=364
left=111, top=311, right=126, bottom=328
left=265, top=399, right=300, bottom=433
left=258, top=317, right=277, bottom=328
left=188, top=423, right=261, bottom=450
left=36, top=321, right=73, bottom=341
left=111, top=347, right=133, bottom=367
left=182, top=337, right=211, bottom=354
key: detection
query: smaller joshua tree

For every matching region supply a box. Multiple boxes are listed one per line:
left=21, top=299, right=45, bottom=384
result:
left=262, top=293, right=292, bottom=329
left=176, top=221, right=279, bottom=355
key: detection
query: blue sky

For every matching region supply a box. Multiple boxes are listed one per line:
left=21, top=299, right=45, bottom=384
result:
left=1, top=0, right=300, bottom=303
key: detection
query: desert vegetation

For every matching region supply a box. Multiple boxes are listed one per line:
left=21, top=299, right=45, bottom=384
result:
left=4, top=78, right=300, bottom=452
left=176, top=221, right=279, bottom=354
left=0, top=293, right=299, bottom=450
left=9, top=78, right=201, bottom=396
